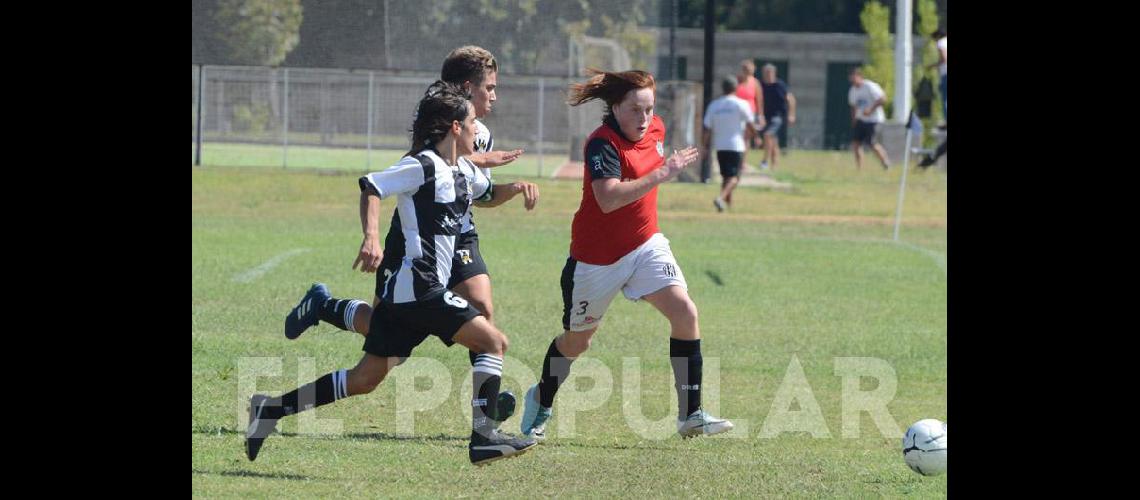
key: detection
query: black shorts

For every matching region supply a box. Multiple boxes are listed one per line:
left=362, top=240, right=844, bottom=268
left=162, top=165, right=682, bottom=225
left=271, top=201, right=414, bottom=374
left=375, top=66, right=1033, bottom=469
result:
left=448, top=231, right=489, bottom=288
left=374, top=231, right=490, bottom=299
left=852, top=121, right=881, bottom=144
left=363, top=289, right=482, bottom=358
left=716, top=150, right=744, bottom=178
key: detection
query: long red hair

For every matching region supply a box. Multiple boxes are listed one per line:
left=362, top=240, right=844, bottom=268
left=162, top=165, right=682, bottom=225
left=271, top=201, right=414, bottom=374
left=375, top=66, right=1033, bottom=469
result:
left=567, top=69, right=656, bottom=118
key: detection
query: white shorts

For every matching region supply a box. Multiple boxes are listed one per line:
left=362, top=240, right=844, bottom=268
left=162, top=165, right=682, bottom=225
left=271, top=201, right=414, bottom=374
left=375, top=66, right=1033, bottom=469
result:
left=561, top=233, right=688, bottom=332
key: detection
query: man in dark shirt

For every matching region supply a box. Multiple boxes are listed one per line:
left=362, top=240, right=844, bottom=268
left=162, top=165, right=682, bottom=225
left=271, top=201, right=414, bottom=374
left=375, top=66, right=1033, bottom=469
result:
left=759, top=64, right=796, bottom=171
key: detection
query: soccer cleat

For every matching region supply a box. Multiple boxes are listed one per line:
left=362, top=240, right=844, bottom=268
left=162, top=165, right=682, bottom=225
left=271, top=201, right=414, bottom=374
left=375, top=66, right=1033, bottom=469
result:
left=284, top=283, right=330, bottom=339
left=918, top=154, right=936, bottom=168
left=760, top=160, right=770, bottom=171
left=677, top=409, right=734, bottom=438
left=519, top=384, right=552, bottom=440
left=245, top=394, right=280, bottom=461
left=713, top=198, right=726, bottom=213
left=469, top=429, right=537, bottom=466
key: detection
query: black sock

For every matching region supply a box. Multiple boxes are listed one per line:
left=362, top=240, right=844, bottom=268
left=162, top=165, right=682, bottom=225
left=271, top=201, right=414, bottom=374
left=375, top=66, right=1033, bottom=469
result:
left=318, top=298, right=367, bottom=332
left=260, top=369, right=348, bottom=420
left=472, top=354, right=503, bottom=437
left=468, top=350, right=478, bottom=367
left=538, top=339, right=573, bottom=408
left=670, top=338, right=703, bottom=418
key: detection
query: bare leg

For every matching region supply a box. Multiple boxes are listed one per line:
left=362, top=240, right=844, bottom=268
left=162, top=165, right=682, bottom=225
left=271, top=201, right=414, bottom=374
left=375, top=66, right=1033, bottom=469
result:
left=719, top=176, right=740, bottom=207
left=871, top=143, right=891, bottom=168
left=765, top=134, right=780, bottom=170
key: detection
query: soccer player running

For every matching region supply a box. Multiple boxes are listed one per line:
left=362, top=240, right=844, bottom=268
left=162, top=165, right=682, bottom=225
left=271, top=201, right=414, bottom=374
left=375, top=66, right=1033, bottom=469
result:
left=283, top=46, right=537, bottom=381
left=518, top=69, right=735, bottom=440
left=246, top=83, right=537, bottom=466
left=848, top=67, right=892, bottom=170
left=703, top=75, right=756, bottom=212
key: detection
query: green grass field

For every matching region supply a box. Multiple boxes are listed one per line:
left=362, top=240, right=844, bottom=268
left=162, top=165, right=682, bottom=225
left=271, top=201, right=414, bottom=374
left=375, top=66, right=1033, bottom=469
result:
left=193, top=142, right=564, bottom=178
left=192, top=148, right=947, bottom=497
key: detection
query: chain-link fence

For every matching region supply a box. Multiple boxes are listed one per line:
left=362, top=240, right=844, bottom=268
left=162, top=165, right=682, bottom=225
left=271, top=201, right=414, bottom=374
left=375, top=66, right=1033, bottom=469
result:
left=192, top=63, right=702, bottom=174
left=193, top=65, right=581, bottom=170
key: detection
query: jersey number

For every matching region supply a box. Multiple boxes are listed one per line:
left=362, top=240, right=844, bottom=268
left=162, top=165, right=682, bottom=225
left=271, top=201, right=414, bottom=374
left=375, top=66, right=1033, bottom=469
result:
left=444, top=291, right=469, bottom=309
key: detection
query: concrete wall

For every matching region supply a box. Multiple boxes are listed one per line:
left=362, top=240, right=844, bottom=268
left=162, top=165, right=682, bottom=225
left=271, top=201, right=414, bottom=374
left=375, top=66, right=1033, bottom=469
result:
left=652, top=28, right=922, bottom=150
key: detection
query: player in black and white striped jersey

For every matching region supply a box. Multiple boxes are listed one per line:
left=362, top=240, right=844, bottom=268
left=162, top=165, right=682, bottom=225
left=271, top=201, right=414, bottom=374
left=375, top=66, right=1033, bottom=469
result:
left=247, top=83, right=536, bottom=466
left=360, top=150, right=478, bottom=302
left=281, top=46, right=535, bottom=431
left=283, top=46, right=536, bottom=368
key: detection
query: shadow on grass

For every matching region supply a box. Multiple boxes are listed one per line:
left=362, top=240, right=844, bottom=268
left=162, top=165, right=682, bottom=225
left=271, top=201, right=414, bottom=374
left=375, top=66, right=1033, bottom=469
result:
left=549, top=440, right=684, bottom=452
left=704, top=270, right=725, bottom=286
left=193, top=425, right=698, bottom=452
left=192, top=468, right=319, bottom=481
left=192, top=425, right=465, bottom=444
left=340, top=432, right=467, bottom=444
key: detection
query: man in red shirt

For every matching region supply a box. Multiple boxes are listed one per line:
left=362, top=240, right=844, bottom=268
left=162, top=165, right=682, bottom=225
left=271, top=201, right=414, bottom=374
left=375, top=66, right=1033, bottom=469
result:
left=518, top=69, right=735, bottom=441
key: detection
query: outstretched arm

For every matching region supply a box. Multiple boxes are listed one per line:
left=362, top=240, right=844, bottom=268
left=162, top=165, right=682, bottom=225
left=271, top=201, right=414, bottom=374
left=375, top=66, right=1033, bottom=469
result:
left=474, top=181, right=539, bottom=210
left=467, top=149, right=524, bottom=168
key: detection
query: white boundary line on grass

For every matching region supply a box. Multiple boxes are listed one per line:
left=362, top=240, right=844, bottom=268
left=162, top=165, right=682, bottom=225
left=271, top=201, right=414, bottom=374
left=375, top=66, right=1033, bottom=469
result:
left=231, top=248, right=311, bottom=283
left=893, top=240, right=946, bottom=275
left=789, top=236, right=946, bottom=275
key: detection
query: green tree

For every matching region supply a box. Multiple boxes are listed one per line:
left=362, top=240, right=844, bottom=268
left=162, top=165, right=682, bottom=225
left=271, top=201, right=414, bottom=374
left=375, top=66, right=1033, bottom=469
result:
left=672, top=0, right=875, bottom=33
left=859, top=1, right=893, bottom=117
left=915, top=0, right=942, bottom=144
left=214, top=0, right=303, bottom=66
left=284, top=1, right=385, bottom=69
left=412, top=0, right=653, bottom=74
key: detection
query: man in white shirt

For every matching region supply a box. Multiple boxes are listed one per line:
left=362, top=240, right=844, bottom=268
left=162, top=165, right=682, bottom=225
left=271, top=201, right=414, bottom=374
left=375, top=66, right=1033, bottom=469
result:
left=703, top=75, right=756, bottom=212
left=848, top=67, right=892, bottom=170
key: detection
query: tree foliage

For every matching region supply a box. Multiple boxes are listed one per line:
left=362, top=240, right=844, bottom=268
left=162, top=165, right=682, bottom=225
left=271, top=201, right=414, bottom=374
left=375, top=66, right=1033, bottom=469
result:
left=213, top=0, right=303, bottom=66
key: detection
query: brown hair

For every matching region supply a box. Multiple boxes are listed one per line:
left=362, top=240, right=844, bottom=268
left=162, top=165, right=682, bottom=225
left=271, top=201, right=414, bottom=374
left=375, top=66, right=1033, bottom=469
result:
left=566, top=69, right=656, bottom=118
left=406, top=81, right=472, bottom=157
left=441, top=45, right=498, bottom=86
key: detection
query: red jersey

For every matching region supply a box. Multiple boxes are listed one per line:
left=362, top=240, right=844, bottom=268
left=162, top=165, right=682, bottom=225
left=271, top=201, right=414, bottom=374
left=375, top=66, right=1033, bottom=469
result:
left=570, top=115, right=667, bottom=265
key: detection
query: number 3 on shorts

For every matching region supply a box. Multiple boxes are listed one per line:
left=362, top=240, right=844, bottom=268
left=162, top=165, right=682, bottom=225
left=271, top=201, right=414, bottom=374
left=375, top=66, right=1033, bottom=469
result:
left=444, top=291, right=469, bottom=309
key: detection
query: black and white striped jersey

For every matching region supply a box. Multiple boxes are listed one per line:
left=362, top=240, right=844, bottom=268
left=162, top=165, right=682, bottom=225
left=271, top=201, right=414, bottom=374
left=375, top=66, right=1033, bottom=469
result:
left=378, top=119, right=494, bottom=270
left=462, top=118, right=495, bottom=232
left=360, top=149, right=485, bottom=303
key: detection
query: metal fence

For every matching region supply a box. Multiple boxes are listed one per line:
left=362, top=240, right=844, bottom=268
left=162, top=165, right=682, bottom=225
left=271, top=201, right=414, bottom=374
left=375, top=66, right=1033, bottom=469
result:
left=192, top=64, right=584, bottom=170
left=192, top=64, right=703, bottom=173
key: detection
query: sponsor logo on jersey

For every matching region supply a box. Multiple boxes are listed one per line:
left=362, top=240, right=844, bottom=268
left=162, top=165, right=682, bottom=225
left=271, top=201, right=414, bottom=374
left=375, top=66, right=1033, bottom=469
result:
left=441, top=214, right=459, bottom=229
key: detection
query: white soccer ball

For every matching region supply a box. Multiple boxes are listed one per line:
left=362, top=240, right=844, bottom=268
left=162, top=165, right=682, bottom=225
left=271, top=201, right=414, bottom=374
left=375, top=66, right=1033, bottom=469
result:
left=902, top=419, right=946, bottom=476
